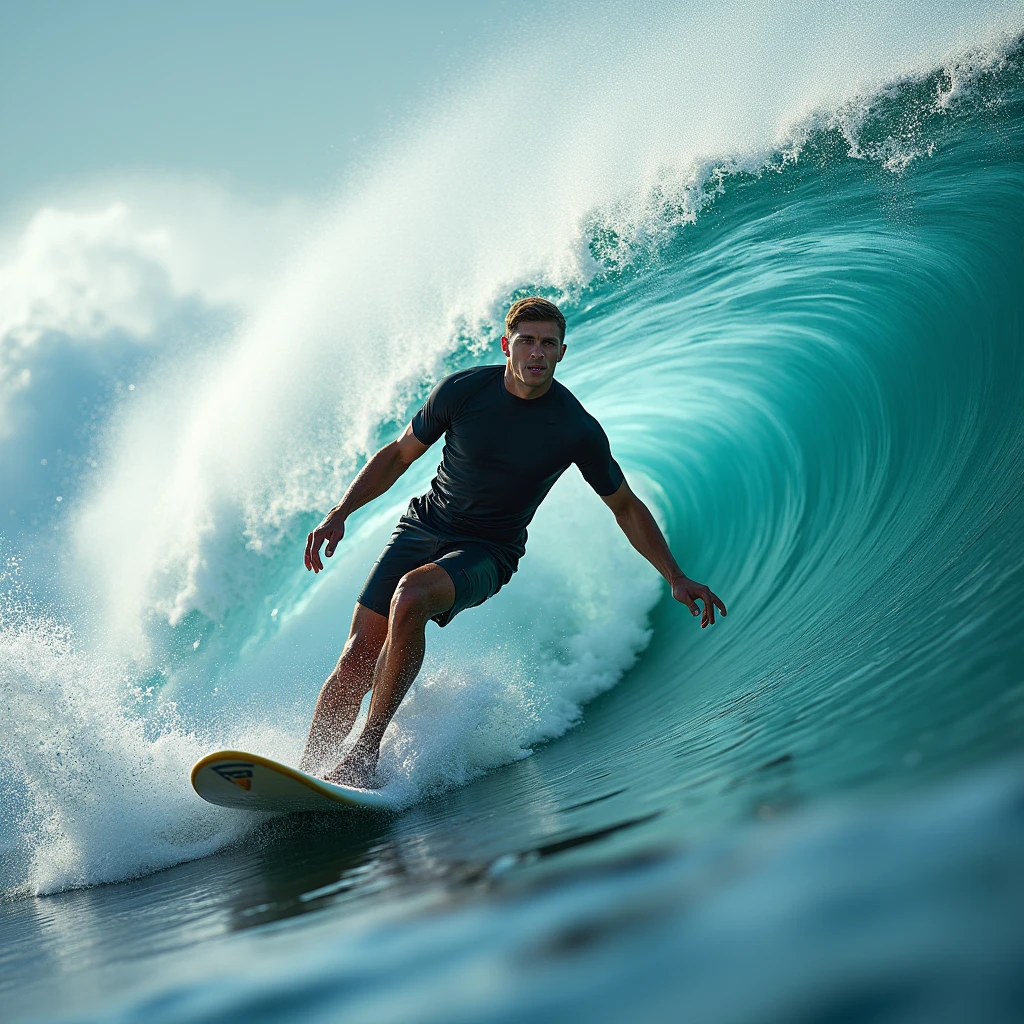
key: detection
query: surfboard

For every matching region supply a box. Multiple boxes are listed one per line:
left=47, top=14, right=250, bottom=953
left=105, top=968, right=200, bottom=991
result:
left=190, top=750, right=392, bottom=812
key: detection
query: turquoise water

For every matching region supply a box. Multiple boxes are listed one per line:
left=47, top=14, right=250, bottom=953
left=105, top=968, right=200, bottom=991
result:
left=2, top=13, right=1024, bottom=1023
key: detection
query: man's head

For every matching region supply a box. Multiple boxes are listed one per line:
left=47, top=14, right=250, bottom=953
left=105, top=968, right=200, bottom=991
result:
left=501, top=296, right=567, bottom=395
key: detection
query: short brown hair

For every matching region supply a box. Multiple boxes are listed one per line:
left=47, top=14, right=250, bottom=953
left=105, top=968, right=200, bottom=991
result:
left=505, top=296, right=566, bottom=340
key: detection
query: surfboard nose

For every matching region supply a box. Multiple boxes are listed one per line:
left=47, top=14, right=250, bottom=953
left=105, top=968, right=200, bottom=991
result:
left=191, top=750, right=392, bottom=812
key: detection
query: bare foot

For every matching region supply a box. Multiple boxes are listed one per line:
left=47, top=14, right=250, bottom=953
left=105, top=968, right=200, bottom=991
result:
left=323, top=746, right=379, bottom=789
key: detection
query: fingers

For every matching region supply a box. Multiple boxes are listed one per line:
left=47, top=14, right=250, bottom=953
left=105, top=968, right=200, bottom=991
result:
left=672, top=581, right=701, bottom=618
left=683, top=583, right=726, bottom=628
left=308, top=530, right=324, bottom=573
left=306, top=527, right=346, bottom=573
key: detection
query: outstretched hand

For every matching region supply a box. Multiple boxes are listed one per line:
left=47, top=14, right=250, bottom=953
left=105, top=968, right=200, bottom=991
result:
left=671, top=575, right=727, bottom=628
left=305, top=509, right=346, bottom=573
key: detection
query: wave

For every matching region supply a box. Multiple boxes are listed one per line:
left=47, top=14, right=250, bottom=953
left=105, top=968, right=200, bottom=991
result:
left=2, top=8, right=1023, bottom=894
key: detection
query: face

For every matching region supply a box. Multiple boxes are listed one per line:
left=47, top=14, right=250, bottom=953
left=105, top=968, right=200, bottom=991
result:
left=501, top=320, right=566, bottom=391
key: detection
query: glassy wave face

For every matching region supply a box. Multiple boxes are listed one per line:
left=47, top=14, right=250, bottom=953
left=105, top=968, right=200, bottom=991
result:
left=1, top=18, right=1023, bottom=912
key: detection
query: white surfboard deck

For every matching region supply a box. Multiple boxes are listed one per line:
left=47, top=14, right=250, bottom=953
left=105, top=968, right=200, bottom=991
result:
left=191, top=750, right=392, bottom=812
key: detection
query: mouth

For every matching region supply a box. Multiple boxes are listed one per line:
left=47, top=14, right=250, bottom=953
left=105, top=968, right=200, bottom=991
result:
left=526, top=365, right=546, bottom=374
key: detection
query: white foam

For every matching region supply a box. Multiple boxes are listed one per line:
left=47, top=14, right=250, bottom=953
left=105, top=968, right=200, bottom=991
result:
left=0, top=562, right=301, bottom=895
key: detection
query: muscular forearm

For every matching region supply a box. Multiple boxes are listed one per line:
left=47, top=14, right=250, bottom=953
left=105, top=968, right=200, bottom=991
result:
left=306, top=436, right=422, bottom=574
left=332, top=442, right=411, bottom=521
left=614, top=498, right=685, bottom=583
left=602, top=481, right=726, bottom=625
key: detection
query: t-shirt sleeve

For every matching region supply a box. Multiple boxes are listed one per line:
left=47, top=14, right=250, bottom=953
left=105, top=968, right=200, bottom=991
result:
left=575, top=419, right=625, bottom=497
left=410, top=374, right=460, bottom=446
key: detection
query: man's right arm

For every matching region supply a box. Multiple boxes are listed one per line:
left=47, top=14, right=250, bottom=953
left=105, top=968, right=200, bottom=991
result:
left=304, top=425, right=430, bottom=573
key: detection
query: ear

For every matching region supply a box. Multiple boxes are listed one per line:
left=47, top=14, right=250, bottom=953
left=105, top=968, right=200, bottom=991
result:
left=557, top=343, right=567, bottom=362
left=501, top=335, right=510, bottom=357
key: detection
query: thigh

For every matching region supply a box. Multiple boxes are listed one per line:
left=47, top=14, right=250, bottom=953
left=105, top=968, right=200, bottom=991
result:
left=357, top=519, right=438, bottom=618
left=431, top=543, right=513, bottom=627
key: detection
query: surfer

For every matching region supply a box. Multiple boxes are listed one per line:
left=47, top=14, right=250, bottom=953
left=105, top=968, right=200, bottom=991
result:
left=301, top=297, right=726, bottom=786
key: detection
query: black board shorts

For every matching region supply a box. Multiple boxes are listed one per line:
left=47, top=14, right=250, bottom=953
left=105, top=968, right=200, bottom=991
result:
left=357, top=508, right=522, bottom=627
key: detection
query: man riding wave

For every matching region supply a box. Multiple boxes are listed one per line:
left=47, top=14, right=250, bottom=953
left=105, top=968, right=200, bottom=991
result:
left=301, top=297, right=726, bottom=787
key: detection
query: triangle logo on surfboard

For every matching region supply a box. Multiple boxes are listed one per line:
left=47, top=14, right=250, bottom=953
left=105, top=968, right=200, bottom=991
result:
left=212, top=763, right=254, bottom=790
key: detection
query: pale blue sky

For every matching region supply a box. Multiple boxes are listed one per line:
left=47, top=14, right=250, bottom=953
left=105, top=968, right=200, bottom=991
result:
left=0, top=0, right=549, bottom=210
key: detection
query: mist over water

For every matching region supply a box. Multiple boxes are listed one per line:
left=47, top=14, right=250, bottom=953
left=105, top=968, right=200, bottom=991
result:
left=2, top=5, right=1024, bottom=1016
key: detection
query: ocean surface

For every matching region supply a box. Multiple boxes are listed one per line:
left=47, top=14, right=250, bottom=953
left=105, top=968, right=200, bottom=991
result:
left=2, top=4, right=1024, bottom=1021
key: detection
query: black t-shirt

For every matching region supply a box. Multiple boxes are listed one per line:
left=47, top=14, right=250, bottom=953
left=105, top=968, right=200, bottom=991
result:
left=409, top=365, right=623, bottom=547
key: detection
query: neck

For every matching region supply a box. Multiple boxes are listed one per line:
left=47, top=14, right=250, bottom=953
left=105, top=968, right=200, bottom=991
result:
left=503, top=363, right=553, bottom=400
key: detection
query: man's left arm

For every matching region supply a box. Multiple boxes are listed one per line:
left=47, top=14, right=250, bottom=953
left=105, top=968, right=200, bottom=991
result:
left=601, top=480, right=727, bottom=628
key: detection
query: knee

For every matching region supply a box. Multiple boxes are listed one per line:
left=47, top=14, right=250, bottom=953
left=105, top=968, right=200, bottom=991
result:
left=390, top=574, right=432, bottom=630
